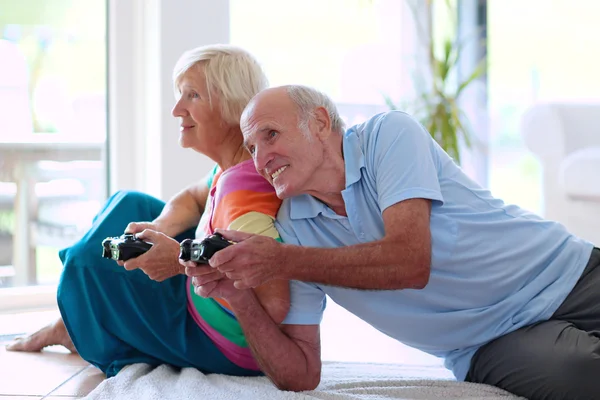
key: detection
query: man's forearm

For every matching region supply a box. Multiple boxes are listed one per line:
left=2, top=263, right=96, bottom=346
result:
left=153, top=189, right=203, bottom=237
left=279, top=239, right=430, bottom=290
left=228, top=292, right=320, bottom=391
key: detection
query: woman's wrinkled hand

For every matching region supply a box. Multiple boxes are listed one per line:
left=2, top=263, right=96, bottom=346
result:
left=125, top=221, right=159, bottom=235
left=121, top=229, right=183, bottom=281
left=180, top=259, right=247, bottom=301
left=114, top=221, right=161, bottom=267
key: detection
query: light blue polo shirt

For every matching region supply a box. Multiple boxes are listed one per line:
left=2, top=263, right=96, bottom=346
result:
left=276, top=111, right=594, bottom=381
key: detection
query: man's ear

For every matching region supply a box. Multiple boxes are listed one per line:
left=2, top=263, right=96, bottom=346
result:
left=313, top=106, right=332, bottom=140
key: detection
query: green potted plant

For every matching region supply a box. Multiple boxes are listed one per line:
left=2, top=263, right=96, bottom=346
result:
left=384, top=0, right=485, bottom=164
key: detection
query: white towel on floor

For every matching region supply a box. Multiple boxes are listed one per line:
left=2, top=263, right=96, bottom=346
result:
left=84, top=361, right=525, bottom=400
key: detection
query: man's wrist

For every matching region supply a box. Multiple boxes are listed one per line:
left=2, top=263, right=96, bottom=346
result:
left=276, top=243, right=300, bottom=280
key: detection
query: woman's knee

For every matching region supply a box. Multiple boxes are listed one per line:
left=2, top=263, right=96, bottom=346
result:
left=110, top=190, right=151, bottom=206
left=101, top=190, right=165, bottom=224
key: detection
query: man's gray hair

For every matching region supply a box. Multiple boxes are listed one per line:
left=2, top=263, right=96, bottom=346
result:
left=286, top=85, right=345, bottom=135
left=173, top=44, right=269, bottom=125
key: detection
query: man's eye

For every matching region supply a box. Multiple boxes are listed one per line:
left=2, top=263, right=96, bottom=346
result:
left=268, top=130, right=278, bottom=139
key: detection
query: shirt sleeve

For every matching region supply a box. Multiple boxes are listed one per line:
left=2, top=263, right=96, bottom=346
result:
left=228, top=211, right=281, bottom=241
left=211, top=165, right=282, bottom=238
left=281, top=281, right=327, bottom=325
left=206, top=164, right=220, bottom=189
left=369, top=112, right=444, bottom=212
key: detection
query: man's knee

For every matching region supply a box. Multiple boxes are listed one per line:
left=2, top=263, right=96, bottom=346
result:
left=554, top=350, right=600, bottom=398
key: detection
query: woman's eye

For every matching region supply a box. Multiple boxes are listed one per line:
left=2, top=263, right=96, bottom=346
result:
left=248, top=145, right=255, bottom=155
left=189, top=92, right=199, bottom=99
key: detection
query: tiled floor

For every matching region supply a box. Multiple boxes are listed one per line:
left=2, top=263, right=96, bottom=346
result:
left=0, top=311, right=105, bottom=399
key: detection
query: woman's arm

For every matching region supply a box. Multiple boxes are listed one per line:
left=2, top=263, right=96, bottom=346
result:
left=152, top=179, right=210, bottom=237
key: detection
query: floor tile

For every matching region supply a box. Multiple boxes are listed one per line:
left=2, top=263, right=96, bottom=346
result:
left=0, top=345, right=86, bottom=396
left=47, top=365, right=105, bottom=397
left=44, top=397, right=80, bottom=399
left=0, top=397, right=42, bottom=399
left=0, top=310, right=60, bottom=337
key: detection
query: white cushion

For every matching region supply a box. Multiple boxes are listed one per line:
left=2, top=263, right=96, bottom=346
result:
left=560, top=147, right=600, bottom=199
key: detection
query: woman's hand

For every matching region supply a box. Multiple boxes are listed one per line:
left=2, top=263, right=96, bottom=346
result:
left=180, top=259, right=248, bottom=301
left=125, top=221, right=160, bottom=235
left=114, top=221, right=161, bottom=266
left=122, top=229, right=183, bottom=281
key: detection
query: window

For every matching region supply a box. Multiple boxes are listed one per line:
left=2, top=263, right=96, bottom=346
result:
left=230, top=0, right=421, bottom=124
left=0, top=0, right=108, bottom=290
left=487, top=0, right=600, bottom=214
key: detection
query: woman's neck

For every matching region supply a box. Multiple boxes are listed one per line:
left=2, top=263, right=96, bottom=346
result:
left=214, top=125, right=252, bottom=171
left=218, top=145, right=252, bottom=171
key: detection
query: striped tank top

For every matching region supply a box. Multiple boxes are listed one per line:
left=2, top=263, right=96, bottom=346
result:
left=186, top=159, right=282, bottom=371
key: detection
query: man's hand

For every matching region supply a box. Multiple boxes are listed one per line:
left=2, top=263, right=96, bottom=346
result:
left=209, top=229, right=286, bottom=290
left=122, top=229, right=182, bottom=281
left=180, top=259, right=248, bottom=300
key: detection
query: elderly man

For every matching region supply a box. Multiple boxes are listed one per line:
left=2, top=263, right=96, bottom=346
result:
left=189, top=85, right=599, bottom=400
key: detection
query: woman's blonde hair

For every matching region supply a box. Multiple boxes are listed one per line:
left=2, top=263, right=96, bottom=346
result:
left=173, top=44, right=269, bottom=125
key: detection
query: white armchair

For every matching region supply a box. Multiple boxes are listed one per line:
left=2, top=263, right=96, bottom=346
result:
left=520, top=103, right=600, bottom=246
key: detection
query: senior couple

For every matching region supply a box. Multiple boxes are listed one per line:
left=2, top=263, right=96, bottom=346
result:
left=7, top=44, right=600, bottom=400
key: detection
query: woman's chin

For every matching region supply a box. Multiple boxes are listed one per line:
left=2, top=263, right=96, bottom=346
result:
left=179, top=136, right=193, bottom=149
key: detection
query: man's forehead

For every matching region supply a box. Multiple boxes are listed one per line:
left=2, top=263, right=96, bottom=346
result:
left=243, top=105, right=285, bottom=130
left=241, top=113, right=277, bottom=139
left=242, top=89, right=296, bottom=136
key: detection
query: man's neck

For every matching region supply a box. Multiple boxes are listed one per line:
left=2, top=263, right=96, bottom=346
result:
left=311, top=191, right=347, bottom=216
left=306, top=134, right=347, bottom=216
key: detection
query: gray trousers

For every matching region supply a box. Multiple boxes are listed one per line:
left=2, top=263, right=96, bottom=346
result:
left=467, top=247, right=600, bottom=400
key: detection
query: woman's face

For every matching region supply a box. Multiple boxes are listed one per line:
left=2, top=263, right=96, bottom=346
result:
left=172, top=66, right=225, bottom=154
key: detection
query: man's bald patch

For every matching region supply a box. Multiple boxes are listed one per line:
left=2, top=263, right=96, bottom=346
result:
left=241, top=86, right=297, bottom=127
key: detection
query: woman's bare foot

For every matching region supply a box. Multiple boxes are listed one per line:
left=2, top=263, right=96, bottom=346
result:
left=5, top=317, right=77, bottom=353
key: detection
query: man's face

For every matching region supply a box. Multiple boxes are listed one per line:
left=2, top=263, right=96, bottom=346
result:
left=242, top=92, right=323, bottom=199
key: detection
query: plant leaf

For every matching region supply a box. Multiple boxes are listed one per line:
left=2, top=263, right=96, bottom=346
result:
left=383, top=94, right=398, bottom=110
left=456, top=58, right=486, bottom=97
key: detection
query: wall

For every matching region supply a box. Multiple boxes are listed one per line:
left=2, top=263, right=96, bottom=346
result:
left=108, top=0, right=230, bottom=200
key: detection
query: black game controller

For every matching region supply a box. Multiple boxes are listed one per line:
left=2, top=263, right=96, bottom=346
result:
left=102, top=234, right=153, bottom=261
left=179, top=233, right=233, bottom=264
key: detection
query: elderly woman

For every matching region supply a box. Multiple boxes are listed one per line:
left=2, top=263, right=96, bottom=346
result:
left=7, top=44, right=289, bottom=378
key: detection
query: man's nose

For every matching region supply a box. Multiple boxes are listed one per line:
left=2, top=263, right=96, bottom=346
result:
left=254, top=147, right=271, bottom=171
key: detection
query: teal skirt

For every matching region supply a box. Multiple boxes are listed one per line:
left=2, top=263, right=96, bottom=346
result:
left=57, top=190, right=262, bottom=378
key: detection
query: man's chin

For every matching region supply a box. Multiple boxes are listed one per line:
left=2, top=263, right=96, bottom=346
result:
left=275, top=185, right=295, bottom=200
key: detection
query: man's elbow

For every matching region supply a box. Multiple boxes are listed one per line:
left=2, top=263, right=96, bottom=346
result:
left=411, top=266, right=430, bottom=289
left=404, top=250, right=431, bottom=290
left=274, top=372, right=320, bottom=392
left=263, top=298, right=291, bottom=325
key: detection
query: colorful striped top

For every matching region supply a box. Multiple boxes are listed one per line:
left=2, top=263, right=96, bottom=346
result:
left=186, top=159, right=282, bottom=371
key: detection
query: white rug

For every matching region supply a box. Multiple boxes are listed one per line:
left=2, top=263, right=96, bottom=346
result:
left=84, top=361, right=524, bottom=400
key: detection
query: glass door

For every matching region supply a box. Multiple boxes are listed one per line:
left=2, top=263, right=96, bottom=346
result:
left=0, top=0, right=108, bottom=292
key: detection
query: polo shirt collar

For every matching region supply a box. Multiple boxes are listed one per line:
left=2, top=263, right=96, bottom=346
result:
left=288, top=129, right=365, bottom=220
